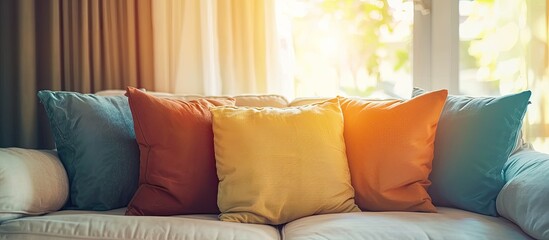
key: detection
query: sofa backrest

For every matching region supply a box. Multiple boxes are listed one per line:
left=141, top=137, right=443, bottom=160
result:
left=95, top=90, right=391, bottom=108
left=95, top=90, right=290, bottom=108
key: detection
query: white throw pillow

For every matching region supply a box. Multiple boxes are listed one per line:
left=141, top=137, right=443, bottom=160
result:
left=0, top=148, right=68, bottom=222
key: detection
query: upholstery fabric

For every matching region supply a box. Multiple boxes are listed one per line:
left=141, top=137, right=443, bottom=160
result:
left=211, top=99, right=360, bottom=225
left=282, top=207, right=531, bottom=240
left=289, top=97, right=331, bottom=107
left=339, top=90, right=447, bottom=212
left=125, top=87, right=235, bottom=216
left=0, top=208, right=280, bottom=240
left=232, top=95, right=289, bottom=108
left=497, top=147, right=549, bottom=239
left=95, top=90, right=289, bottom=107
left=0, top=148, right=68, bottom=223
left=37, top=90, right=139, bottom=210
left=290, top=97, right=401, bottom=107
left=412, top=88, right=531, bottom=216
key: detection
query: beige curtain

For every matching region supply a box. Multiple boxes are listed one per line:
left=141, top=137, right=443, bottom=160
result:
left=58, top=0, right=155, bottom=92
left=0, top=0, right=154, bottom=149
left=152, top=0, right=292, bottom=96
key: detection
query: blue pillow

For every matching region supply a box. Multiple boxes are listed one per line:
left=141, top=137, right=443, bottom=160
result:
left=38, top=90, right=139, bottom=210
left=412, top=88, right=531, bottom=216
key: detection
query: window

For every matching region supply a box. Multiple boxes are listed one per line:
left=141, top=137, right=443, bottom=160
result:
left=459, top=0, right=543, bottom=96
left=278, top=0, right=414, bottom=99
left=279, top=0, right=549, bottom=153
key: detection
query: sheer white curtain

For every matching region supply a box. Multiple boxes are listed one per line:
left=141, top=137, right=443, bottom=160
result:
left=151, top=0, right=293, bottom=97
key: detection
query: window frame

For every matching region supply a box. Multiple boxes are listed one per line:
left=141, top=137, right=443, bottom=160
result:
left=413, top=0, right=460, bottom=94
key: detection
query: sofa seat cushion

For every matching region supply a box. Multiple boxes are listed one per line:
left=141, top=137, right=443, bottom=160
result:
left=282, top=207, right=531, bottom=240
left=0, top=208, right=280, bottom=240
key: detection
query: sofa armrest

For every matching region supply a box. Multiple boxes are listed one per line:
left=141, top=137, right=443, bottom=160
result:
left=0, top=148, right=68, bottom=223
left=497, top=145, right=549, bottom=239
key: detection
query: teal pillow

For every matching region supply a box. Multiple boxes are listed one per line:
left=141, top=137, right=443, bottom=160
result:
left=412, top=88, right=531, bottom=216
left=38, top=90, right=139, bottom=210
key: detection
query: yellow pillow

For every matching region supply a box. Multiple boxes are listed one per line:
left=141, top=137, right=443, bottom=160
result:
left=211, top=98, right=360, bottom=225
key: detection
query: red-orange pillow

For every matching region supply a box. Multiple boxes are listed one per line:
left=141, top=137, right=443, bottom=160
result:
left=124, top=87, right=235, bottom=216
left=340, top=89, right=447, bottom=212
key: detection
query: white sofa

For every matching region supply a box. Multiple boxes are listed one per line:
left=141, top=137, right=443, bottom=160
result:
left=0, top=92, right=547, bottom=240
left=0, top=204, right=532, bottom=239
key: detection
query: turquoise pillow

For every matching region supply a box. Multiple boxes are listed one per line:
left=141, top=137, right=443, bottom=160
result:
left=413, top=88, right=531, bottom=216
left=38, top=90, right=139, bottom=210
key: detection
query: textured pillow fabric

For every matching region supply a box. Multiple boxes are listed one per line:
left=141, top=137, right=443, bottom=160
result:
left=497, top=147, right=549, bottom=239
left=125, top=87, right=235, bottom=216
left=0, top=148, right=68, bottom=222
left=412, top=88, right=531, bottom=216
left=38, top=90, right=139, bottom=210
left=211, top=99, right=360, bottom=225
left=339, top=90, right=447, bottom=212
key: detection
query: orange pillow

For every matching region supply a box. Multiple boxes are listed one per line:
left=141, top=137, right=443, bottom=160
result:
left=340, top=89, right=447, bottom=212
left=124, top=87, right=235, bottom=216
